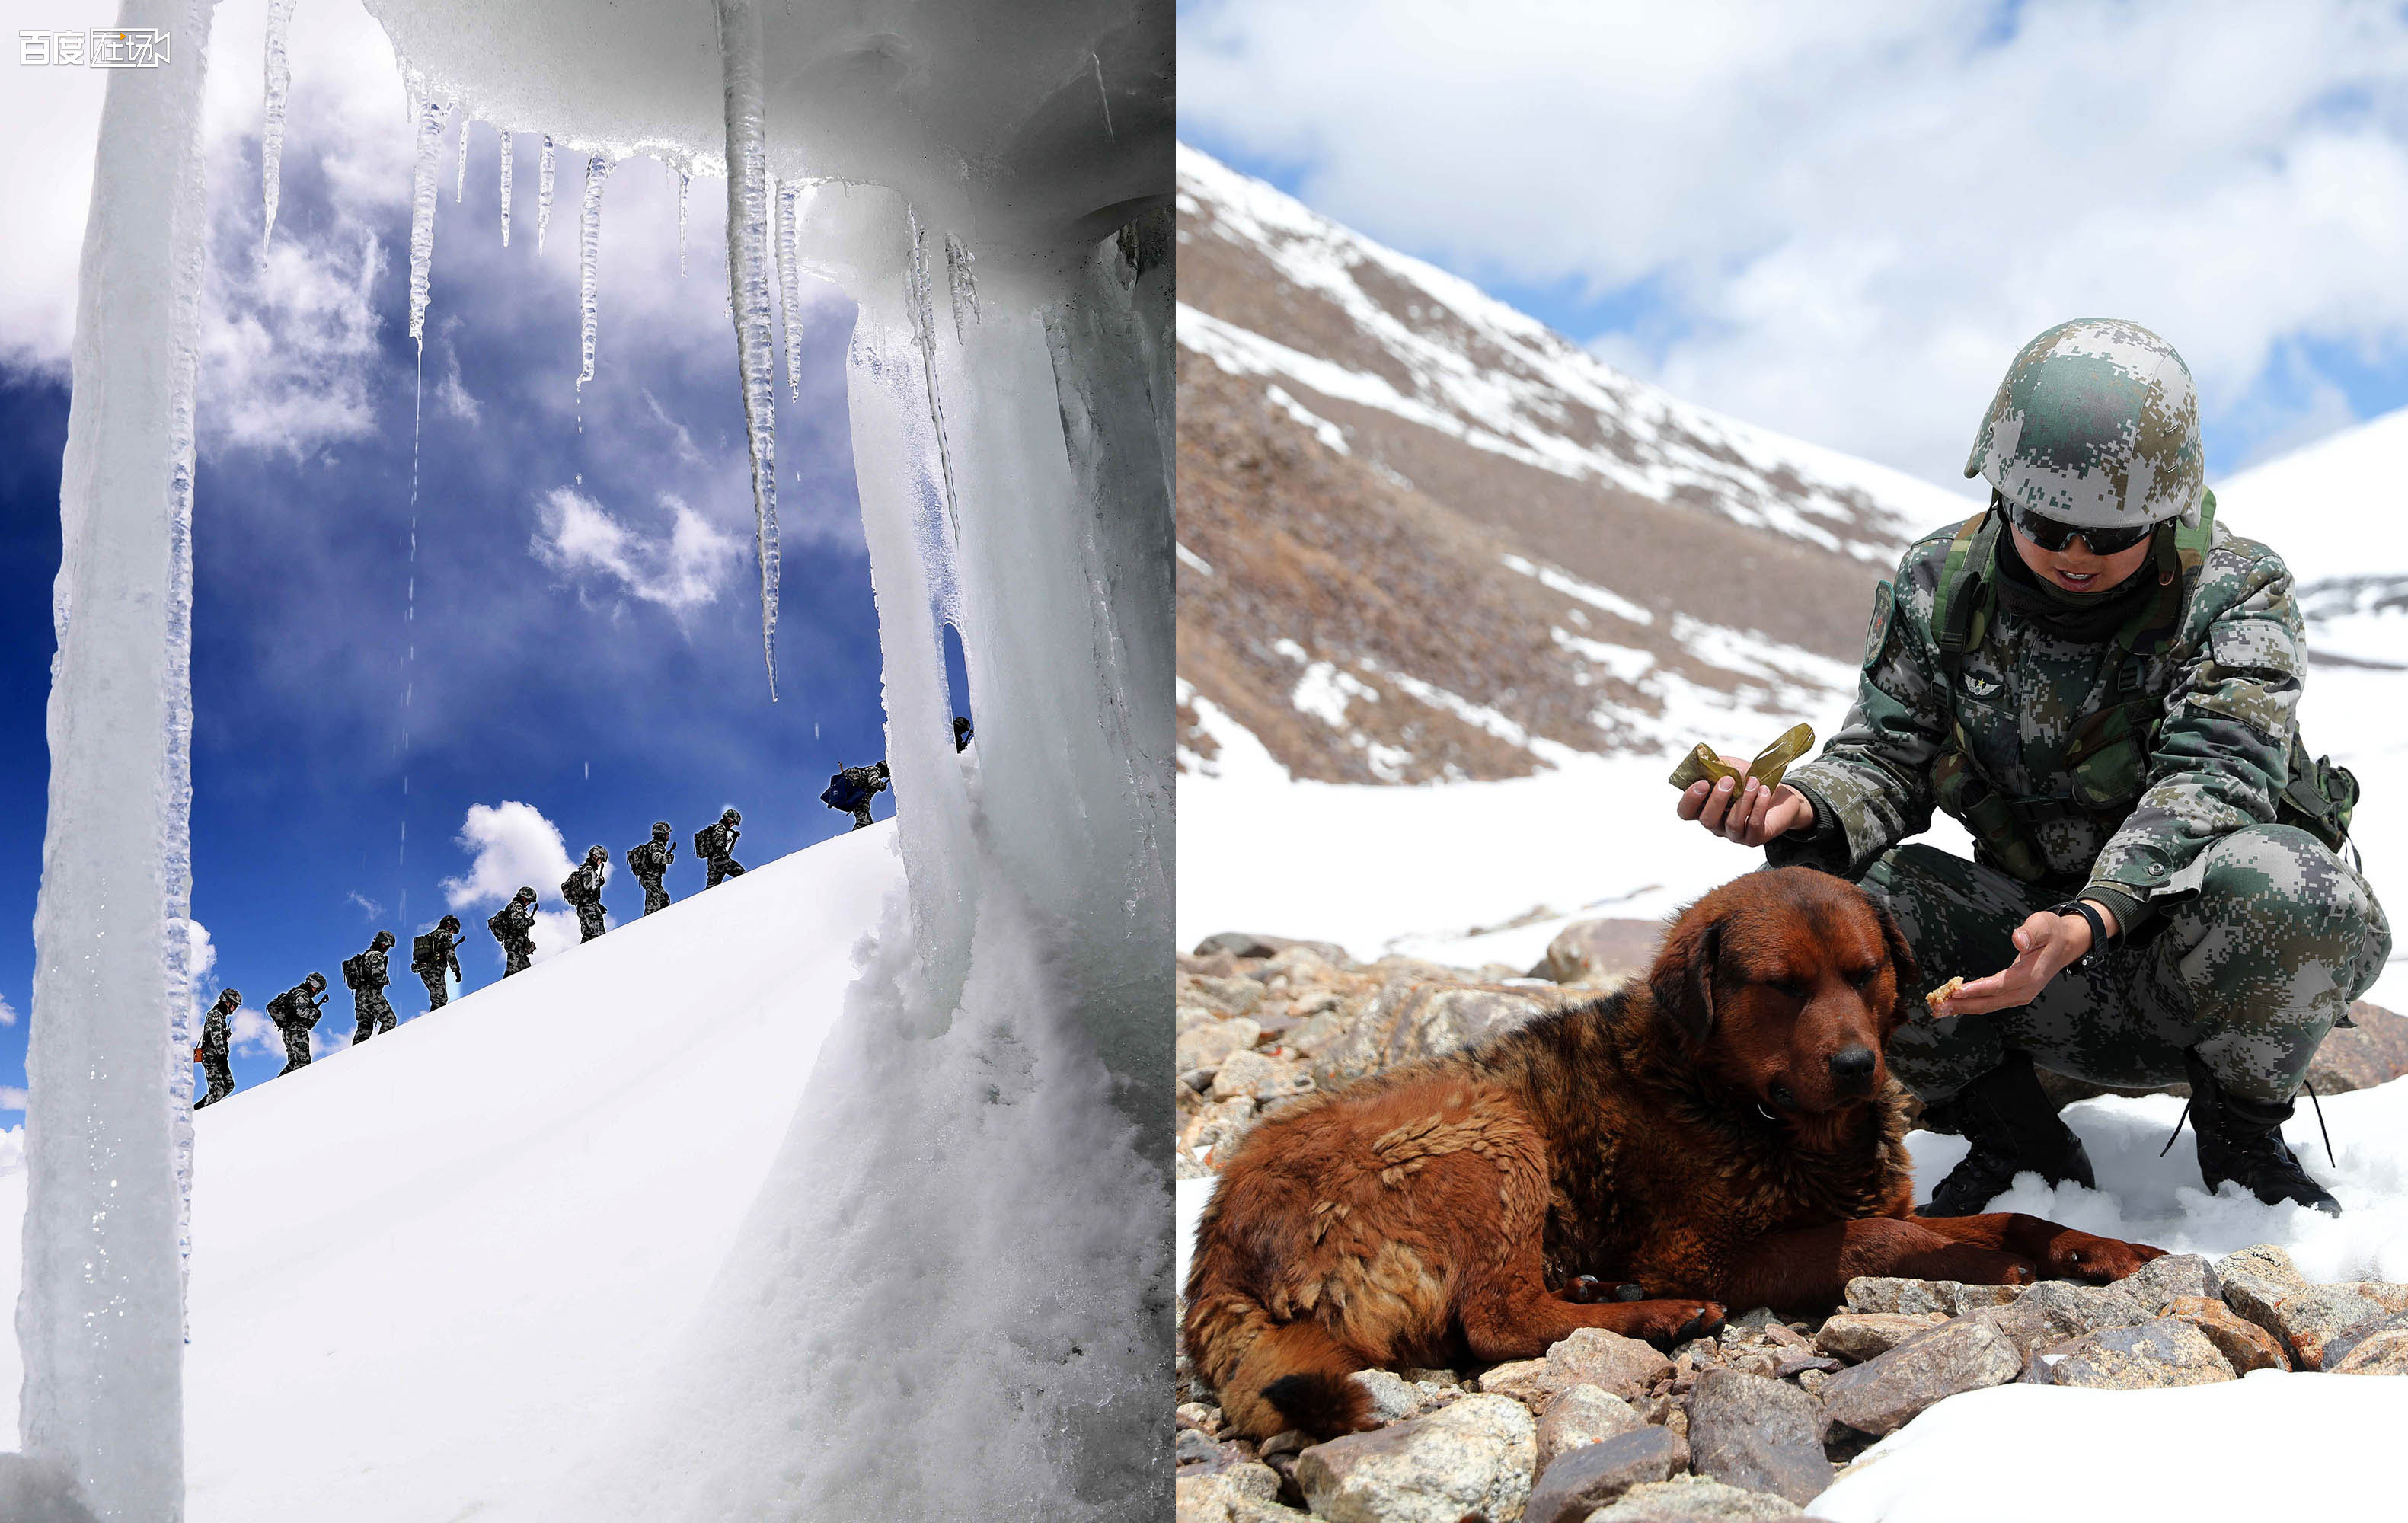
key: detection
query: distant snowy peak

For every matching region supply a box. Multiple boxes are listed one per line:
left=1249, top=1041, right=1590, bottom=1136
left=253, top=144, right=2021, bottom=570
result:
left=1175, top=143, right=1968, bottom=564
left=2212, top=404, right=2408, bottom=669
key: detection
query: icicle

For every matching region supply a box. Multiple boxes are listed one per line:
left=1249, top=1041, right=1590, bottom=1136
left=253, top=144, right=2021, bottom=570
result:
left=905, top=205, right=963, bottom=537
left=260, top=0, right=296, bottom=254
left=947, top=232, right=979, bottom=343
left=500, top=130, right=513, bottom=247
left=577, top=154, right=611, bottom=392
left=455, top=104, right=469, bottom=203
left=1092, top=51, right=1116, bottom=142
left=717, top=0, right=779, bottom=696
left=677, top=165, right=690, bottom=276
left=407, top=88, right=443, bottom=346
left=777, top=179, right=804, bottom=401
left=538, top=133, right=556, bottom=254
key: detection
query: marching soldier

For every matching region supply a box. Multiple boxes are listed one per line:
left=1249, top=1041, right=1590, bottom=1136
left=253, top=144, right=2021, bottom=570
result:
left=266, top=973, right=327, bottom=1076
left=194, top=988, right=240, bottom=1108
left=489, top=886, right=540, bottom=976
left=412, top=915, right=464, bottom=1011
left=821, top=760, right=890, bottom=830
left=343, top=931, right=401, bottom=1045
left=563, top=845, right=611, bottom=943
left=695, top=808, right=746, bottom=887
left=626, top=821, right=675, bottom=915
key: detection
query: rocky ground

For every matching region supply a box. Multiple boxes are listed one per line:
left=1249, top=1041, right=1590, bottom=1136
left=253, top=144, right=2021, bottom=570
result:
left=1174, top=922, right=2408, bottom=1522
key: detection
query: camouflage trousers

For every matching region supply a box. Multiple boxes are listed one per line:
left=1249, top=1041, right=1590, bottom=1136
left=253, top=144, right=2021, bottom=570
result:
left=576, top=902, right=608, bottom=943
left=705, top=855, right=744, bottom=887
left=420, top=969, right=450, bottom=1011
left=635, top=873, right=669, bottom=915
left=1863, top=825, right=2390, bottom=1104
left=352, top=989, right=397, bottom=1045
left=196, top=1055, right=232, bottom=1109
left=500, top=940, right=533, bottom=976
left=849, top=808, right=873, bottom=831
left=276, top=1022, right=311, bottom=1075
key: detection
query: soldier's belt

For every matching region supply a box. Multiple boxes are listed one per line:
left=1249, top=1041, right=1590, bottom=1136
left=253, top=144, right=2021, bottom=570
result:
left=1666, top=723, right=1815, bottom=793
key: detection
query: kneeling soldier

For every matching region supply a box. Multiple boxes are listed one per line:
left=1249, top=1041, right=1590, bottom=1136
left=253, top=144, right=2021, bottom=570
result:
left=1683, top=319, right=2387, bottom=1217
left=564, top=845, right=611, bottom=943
left=626, top=821, right=675, bottom=915
left=195, top=988, right=240, bottom=1108
left=489, top=886, right=539, bottom=976
left=266, top=974, right=327, bottom=1076
left=343, top=931, right=400, bottom=1045
left=412, top=915, right=464, bottom=1011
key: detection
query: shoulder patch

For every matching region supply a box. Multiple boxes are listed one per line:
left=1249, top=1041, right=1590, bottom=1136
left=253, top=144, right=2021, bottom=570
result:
left=1863, top=580, right=1895, bottom=670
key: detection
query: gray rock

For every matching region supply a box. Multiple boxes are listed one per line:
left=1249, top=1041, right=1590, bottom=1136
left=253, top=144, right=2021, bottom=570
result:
left=2216, top=1267, right=2297, bottom=1352
left=1212, top=1049, right=1313, bottom=1103
left=1481, top=1327, right=1677, bottom=1406
left=1186, top=975, right=1269, bottom=1018
left=1260, top=942, right=1350, bottom=980
left=1534, top=919, right=1662, bottom=986
left=1537, top=1384, right=1643, bottom=1477
left=2161, top=1295, right=2291, bottom=1374
left=1842, top=1276, right=2023, bottom=1317
left=1816, top=1317, right=2022, bottom=1437
left=2118, top=1253, right=2221, bottom=1313
left=1971, top=1279, right=2151, bottom=1363
left=1684, top=1371, right=1832, bottom=1505
left=1771, top=1353, right=1841, bottom=1379
left=2269, top=1285, right=2386, bottom=1371
left=2316, top=1309, right=2408, bottom=1375
left=2330, top=1328, right=2408, bottom=1375
left=2214, top=1243, right=2306, bottom=1290
left=1314, top=979, right=1563, bottom=1087
left=1525, top=1427, right=1690, bottom=1523
left=1349, top=1368, right=1427, bottom=1426
left=1295, top=1394, right=1536, bottom=1523
left=1177, top=1427, right=1224, bottom=1465
left=1175, top=1466, right=1311, bottom=1523
left=2042, top=1317, right=2236, bottom=1388
left=1191, top=932, right=1346, bottom=963
left=1582, top=1474, right=1806, bottom=1520
left=1814, top=1312, right=1947, bottom=1362
left=1177, top=1018, right=1264, bottom=1074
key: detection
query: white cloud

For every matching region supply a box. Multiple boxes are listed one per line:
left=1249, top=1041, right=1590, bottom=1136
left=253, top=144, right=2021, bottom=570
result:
left=531, top=487, right=745, bottom=613
left=440, top=800, right=586, bottom=963
left=0, top=1088, right=25, bottom=1112
left=1180, top=0, right=2408, bottom=482
left=346, top=889, right=385, bottom=919
left=0, top=992, right=16, bottom=1028
left=201, top=231, right=388, bottom=456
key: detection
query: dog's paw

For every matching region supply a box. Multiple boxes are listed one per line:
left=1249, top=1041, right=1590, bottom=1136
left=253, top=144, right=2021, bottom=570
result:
left=1560, top=1275, right=1607, bottom=1304
left=1613, top=1298, right=1726, bottom=1346
left=2043, top=1231, right=2166, bottom=1284
left=1935, top=1245, right=2039, bottom=1286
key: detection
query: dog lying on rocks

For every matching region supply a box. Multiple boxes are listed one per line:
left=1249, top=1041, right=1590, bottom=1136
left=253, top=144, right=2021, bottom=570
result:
left=1183, top=867, right=2164, bottom=1438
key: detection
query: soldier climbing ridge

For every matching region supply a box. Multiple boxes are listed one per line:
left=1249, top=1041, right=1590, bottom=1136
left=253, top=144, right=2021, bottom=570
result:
left=194, top=988, right=239, bottom=1108
left=265, top=973, right=327, bottom=1076
left=1682, top=318, right=2389, bottom=1218
left=412, top=915, right=464, bottom=1011
left=489, top=886, right=539, bottom=976
left=564, top=845, right=612, bottom=943
left=695, top=808, right=746, bottom=886
left=343, top=931, right=400, bottom=1045
left=626, top=821, right=676, bottom=915
left=822, top=761, right=890, bottom=830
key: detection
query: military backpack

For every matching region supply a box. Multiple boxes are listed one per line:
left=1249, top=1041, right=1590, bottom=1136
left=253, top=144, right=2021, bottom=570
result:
left=340, top=952, right=372, bottom=990
left=410, top=931, right=446, bottom=972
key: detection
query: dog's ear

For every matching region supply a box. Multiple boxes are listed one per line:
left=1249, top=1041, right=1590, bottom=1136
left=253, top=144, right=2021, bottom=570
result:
left=1870, top=896, right=1921, bottom=1035
left=1649, top=917, right=1720, bottom=1047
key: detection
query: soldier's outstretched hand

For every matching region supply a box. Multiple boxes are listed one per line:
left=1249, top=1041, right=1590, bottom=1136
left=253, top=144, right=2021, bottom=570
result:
left=1678, top=766, right=1816, bottom=848
left=1936, top=905, right=2113, bottom=1017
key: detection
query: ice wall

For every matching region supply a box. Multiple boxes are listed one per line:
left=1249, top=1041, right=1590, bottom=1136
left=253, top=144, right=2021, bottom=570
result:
left=22, top=0, right=216, bottom=1516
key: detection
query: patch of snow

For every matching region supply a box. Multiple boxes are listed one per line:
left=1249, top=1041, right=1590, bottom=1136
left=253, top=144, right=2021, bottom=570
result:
left=1502, top=551, right=1656, bottom=626
left=1176, top=541, right=1214, bottom=576
left=1264, top=382, right=1350, bottom=453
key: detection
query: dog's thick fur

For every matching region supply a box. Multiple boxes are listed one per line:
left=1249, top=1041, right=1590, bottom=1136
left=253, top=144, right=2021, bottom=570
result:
left=1183, top=867, right=2164, bottom=1439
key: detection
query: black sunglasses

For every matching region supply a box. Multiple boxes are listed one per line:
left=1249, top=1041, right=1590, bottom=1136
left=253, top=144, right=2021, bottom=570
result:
left=1999, top=497, right=2155, bottom=556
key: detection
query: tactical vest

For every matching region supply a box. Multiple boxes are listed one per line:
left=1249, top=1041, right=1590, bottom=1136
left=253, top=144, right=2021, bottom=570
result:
left=1924, top=493, right=2357, bottom=884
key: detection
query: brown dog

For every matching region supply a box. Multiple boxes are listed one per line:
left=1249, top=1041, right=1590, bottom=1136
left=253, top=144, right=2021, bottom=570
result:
left=1183, top=867, right=2164, bottom=1439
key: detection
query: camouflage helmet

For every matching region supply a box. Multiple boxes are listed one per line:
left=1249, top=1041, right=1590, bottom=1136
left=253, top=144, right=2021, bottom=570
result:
left=722, top=807, right=741, bottom=825
left=1965, top=318, right=2204, bottom=531
left=218, top=988, right=241, bottom=1007
left=652, top=820, right=671, bottom=836
left=437, top=914, right=461, bottom=933
left=305, top=972, right=326, bottom=991
left=587, top=844, right=608, bottom=861
left=515, top=886, right=537, bottom=902
left=372, top=930, right=396, bottom=950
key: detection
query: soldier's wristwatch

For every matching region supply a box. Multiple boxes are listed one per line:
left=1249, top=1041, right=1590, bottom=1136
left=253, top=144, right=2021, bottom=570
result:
left=2049, top=900, right=2113, bottom=968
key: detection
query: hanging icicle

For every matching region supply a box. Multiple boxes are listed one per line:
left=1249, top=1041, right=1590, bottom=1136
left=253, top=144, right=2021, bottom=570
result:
left=716, top=0, right=779, bottom=696
left=260, top=0, right=297, bottom=253
left=777, top=180, right=805, bottom=402
left=455, top=103, right=469, bottom=203
left=677, top=165, right=690, bottom=278
left=407, top=88, right=444, bottom=346
left=577, top=154, right=611, bottom=391
left=538, top=133, right=556, bottom=254
left=905, top=205, right=963, bottom=538
left=947, top=233, right=980, bottom=343
left=500, top=130, right=513, bottom=247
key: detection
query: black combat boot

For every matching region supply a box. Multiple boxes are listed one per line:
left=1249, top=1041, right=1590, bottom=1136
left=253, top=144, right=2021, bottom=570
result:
left=2183, top=1051, right=2341, bottom=1217
left=1918, top=1049, right=2097, bottom=1217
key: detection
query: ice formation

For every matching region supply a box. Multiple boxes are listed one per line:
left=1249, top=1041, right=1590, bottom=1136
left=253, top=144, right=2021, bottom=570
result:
left=498, top=130, right=512, bottom=247
left=776, top=180, right=803, bottom=401
left=715, top=0, right=779, bottom=695
left=675, top=165, right=688, bottom=277
left=537, top=133, right=554, bottom=254
left=576, top=154, right=609, bottom=391
left=406, top=85, right=442, bottom=345
left=259, top=0, right=296, bottom=253
left=454, top=105, right=468, bottom=203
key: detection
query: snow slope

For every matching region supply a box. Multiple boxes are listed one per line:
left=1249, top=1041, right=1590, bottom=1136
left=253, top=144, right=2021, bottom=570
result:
left=0, top=825, right=899, bottom=1523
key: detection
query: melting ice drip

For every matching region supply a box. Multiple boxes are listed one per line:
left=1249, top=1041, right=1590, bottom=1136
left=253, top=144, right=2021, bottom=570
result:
left=777, top=180, right=803, bottom=401
left=905, top=205, right=963, bottom=537
left=260, top=0, right=296, bottom=252
left=500, top=129, right=513, bottom=246
left=717, top=0, right=780, bottom=695
left=455, top=102, right=469, bottom=202
left=538, top=133, right=555, bottom=254
left=676, top=165, right=690, bottom=277
left=578, top=154, right=609, bottom=394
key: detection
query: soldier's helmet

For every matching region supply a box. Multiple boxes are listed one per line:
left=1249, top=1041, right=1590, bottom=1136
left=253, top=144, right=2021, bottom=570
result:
left=722, top=808, right=742, bottom=824
left=587, top=845, right=608, bottom=861
left=438, top=914, right=461, bottom=933
left=515, top=886, right=538, bottom=902
left=305, top=972, right=326, bottom=992
left=219, top=988, right=241, bottom=1007
left=652, top=820, right=671, bottom=836
left=1966, top=318, right=2204, bottom=532
left=372, top=930, right=396, bottom=950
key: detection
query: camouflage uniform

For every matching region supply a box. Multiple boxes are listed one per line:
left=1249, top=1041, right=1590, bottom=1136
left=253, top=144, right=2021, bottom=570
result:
left=412, top=917, right=463, bottom=1011
left=823, top=762, right=890, bottom=830
left=697, top=812, right=746, bottom=887
left=563, top=848, right=610, bottom=943
left=266, top=975, right=327, bottom=1076
left=626, top=824, right=675, bottom=915
left=489, top=889, right=539, bottom=976
left=195, top=988, right=238, bottom=1108
left=1773, top=503, right=2390, bottom=1105
left=344, top=932, right=399, bottom=1045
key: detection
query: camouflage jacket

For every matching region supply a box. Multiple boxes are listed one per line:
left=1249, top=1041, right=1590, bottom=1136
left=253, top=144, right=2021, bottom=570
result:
left=412, top=928, right=461, bottom=979
left=696, top=821, right=740, bottom=860
left=488, top=900, right=538, bottom=946
left=267, top=984, right=323, bottom=1033
left=344, top=946, right=389, bottom=991
left=626, top=838, right=673, bottom=879
left=1772, top=505, right=2305, bottom=938
left=200, top=996, right=235, bottom=1061
left=562, top=861, right=606, bottom=906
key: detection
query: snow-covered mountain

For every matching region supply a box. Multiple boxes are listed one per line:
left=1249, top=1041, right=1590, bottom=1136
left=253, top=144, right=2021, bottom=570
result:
left=2213, top=404, right=2408, bottom=672
left=1175, top=142, right=1972, bottom=787
left=0, top=827, right=899, bottom=1523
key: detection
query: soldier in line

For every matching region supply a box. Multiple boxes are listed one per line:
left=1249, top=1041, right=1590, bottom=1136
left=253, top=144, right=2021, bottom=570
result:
left=413, top=915, right=464, bottom=1011
left=953, top=717, right=973, bottom=752
left=564, top=845, right=612, bottom=943
left=343, top=931, right=401, bottom=1045
left=627, top=821, right=675, bottom=915
left=194, top=988, right=240, bottom=1109
left=266, top=973, right=327, bottom=1076
left=695, top=808, right=746, bottom=886
left=489, top=886, right=540, bottom=976
left=1685, top=318, right=2388, bottom=1217
left=822, top=760, right=890, bottom=830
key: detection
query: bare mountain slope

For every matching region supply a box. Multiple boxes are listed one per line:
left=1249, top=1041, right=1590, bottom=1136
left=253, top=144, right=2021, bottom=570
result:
left=1175, top=143, right=1972, bottom=784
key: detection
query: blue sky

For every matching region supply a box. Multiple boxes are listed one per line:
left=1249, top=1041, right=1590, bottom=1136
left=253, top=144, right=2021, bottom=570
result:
left=0, top=5, right=946, bottom=1107
left=1179, top=0, right=2408, bottom=485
